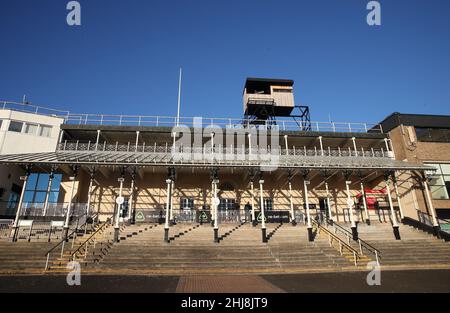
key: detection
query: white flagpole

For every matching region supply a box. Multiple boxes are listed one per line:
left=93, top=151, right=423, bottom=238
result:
left=176, top=67, right=182, bottom=126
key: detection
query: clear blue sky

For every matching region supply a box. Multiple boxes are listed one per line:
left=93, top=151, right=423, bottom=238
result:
left=1, top=0, right=449, bottom=124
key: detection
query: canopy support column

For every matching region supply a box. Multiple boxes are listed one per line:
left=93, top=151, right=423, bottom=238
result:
left=288, top=170, right=296, bottom=226
left=114, top=170, right=125, bottom=243
left=302, top=170, right=313, bottom=241
left=42, top=169, right=55, bottom=217
left=385, top=172, right=401, bottom=240
left=63, top=166, right=79, bottom=242
left=344, top=170, right=358, bottom=240
left=11, top=165, right=31, bottom=242
left=422, top=172, right=441, bottom=236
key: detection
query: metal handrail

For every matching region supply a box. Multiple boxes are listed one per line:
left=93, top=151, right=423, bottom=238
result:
left=1, top=100, right=383, bottom=133
left=329, top=221, right=381, bottom=265
left=310, top=218, right=362, bottom=266
left=44, top=212, right=88, bottom=270
left=70, top=217, right=112, bottom=261
left=58, top=141, right=392, bottom=159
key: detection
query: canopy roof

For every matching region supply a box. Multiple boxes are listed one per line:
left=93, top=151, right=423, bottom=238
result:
left=0, top=150, right=432, bottom=171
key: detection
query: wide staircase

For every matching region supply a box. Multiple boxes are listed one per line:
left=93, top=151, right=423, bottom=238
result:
left=336, top=221, right=450, bottom=269
left=85, top=222, right=356, bottom=275
left=0, top=241, right=54, bottom=274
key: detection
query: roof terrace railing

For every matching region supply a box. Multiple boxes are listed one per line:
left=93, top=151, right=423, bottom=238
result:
left=1, top=100, right=383, bottom=133
left=58, top=141, right=394, bottom=159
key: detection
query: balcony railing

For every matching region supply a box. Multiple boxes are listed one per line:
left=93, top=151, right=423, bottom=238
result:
left=1, top=100, right=383, bottom=133
left=58, top=142, right=394, bottom=159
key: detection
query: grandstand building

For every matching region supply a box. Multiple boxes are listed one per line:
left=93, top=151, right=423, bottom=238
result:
left=0, top=79, right=448, bottom=275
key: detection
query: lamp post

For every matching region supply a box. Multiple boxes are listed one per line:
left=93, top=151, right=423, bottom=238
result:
left=304, top=176, right=313, bottom=241
left=11, top=167, right=31, bottom=242
left=114, top=177, right=125, bottom=242
left=213, top=179, right=219, bottom=243
left=250, top=180, right=256, bottom=226
left=164, top=178, right=172, bottom=243
left=385, top=172, right=401, bottom=240
left=259, top=179, right=267, bottom=243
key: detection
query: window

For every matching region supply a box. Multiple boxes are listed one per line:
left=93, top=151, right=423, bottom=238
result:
left=8, top=121, right=23, bottom=132
left=272, top=88, right=292, bottom=93
left=180, top=197, right=194, bottom=210
left=263, top=198, right=273, bottom=211
left=219, top=198, right=236, bottom=211
left=416, top=127, right=450, bottom=143
left=39, top=125, right=52, bottom=137
left=425, top=163, right=450, bottom=200
left=23, top=173, right=62, bottom=204
left=24, top=123, right=38, bottom=135
left=0, top=120, right=3, bottom=130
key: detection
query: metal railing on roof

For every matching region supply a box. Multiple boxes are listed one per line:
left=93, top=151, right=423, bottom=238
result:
left=58, top=141, right=393, bottom=159
left=1, top=100, right=383, bottom=133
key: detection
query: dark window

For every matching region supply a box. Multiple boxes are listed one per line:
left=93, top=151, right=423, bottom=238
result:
left=23, top=173, right=62, bottom=204
left=416, top=127, right=450, bottom=143
left=8, top=121, right=23, bottom=132
left=180, top=197, right=194, bottom=210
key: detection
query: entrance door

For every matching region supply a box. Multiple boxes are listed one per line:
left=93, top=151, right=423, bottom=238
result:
left=319, top=197, right=328, bottom=221
left=118, top=197, right=129, bottom=222
left=218, top=198, right=239, bottom=223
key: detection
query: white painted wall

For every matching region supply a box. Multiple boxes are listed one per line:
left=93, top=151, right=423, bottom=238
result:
left=0, top=110, right=64, bottom=213
left=0, top=109, right=64, bottom=154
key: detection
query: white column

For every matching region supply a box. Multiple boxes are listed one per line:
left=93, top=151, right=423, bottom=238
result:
left=351, top=137, right=357, bottom=156
left=318, top=136, right=324, bottom=156
left=210, top=180, right=215, bottom=223
left=360, top=182, right=370, bottom=222
left=86, top=177, right=93, bottom=218
left=42, top=173, right=54, bottom=216
left=284, top=135, right=288, bottom=155
left=64, top=176, right=77, bottom=230
left=115, top=178, right=124, bottom=229
left=12, top=174, right=30, bottom=228
left=248, top=133, right=252, bottom=157
left=393, top=179, right=404, bottom=220
left=172, top=132, right=177, bottom=153
left=325, top=181, right=333, bottom=222
left=423, top=178, right=439, bottom=227
left=95, top=130, right=101, bottom=151
left=128, top=177, right=135, bottom=220
left=259, top=180, right=265, bottom=229
left=169, top=180, right=174, bottom=221
left=164, top=179, right=171, bottom=229
left=250, top=181, right=255, bottom=222
left=289, top=181, right=294, bottom=222
left=304, top=179, right=311, bottom=228
left=385, top=178, right=398, bottom=227
left=213, top=180, right=219, bottom=229
left=384, top=138, right=390, bottom=152
left=345, top=180, right=356, bottom=228
left=135, top=131, right=140, bottom=152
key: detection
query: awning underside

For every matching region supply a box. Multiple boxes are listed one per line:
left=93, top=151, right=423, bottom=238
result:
left=0, top=151, right=432, bottom=171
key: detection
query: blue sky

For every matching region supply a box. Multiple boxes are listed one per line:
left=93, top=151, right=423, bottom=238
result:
left=1, top=0, right=449, bottom=124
